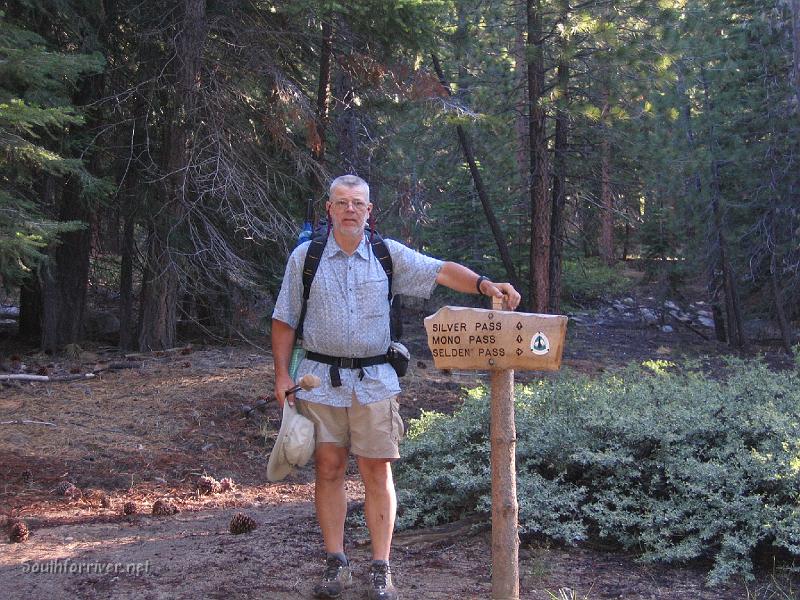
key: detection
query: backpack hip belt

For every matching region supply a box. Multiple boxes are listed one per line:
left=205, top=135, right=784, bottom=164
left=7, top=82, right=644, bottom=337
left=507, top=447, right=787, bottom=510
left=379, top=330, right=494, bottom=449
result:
left=305, top=351, right=389, bottom=388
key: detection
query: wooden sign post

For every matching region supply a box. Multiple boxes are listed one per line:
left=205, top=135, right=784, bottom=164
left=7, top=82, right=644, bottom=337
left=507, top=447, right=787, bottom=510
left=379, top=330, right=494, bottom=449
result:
left=424, top=299, right=568, bottom=600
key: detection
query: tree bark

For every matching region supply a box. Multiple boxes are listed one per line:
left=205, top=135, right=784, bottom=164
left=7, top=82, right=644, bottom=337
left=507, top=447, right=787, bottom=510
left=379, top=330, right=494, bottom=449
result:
left=548, top=10, right=570, bottom=314
left=18, top=276, right=42, bottom=340
left=527, top=0, right=551, bottom=313
left=513, top=0, right=529, bottom=185
left=770, top=239, right=795, bottom=356
left=431, top=55, right=522, bottom=295
left=791, top=0, right=800, bottom=107
left=307, top=18, right=332, bottom=200
left=701, top=66, right=745, bottom=349
left=598, top=87, right=614, bottom=265
left=40, top=177, right=92, bottom=352
left=118, top=190, right=136, bottom=350
left=138, top=0, right=206, bottom=351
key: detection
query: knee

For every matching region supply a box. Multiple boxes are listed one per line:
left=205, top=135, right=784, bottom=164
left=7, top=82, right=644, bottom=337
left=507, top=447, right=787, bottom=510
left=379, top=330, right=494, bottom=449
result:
left=316, top=453, right=347, bottom=483
left=358, top=459, right=393, bottom=490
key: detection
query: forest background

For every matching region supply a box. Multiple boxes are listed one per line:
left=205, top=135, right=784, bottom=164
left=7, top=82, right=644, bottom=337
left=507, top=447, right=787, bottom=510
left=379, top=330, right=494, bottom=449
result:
left=3, top=1, right=800, bottom=595
left=1, top=0, right=798, bottom=354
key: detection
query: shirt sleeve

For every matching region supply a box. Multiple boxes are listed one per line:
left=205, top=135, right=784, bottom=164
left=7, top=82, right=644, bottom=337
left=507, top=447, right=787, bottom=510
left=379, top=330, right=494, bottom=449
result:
left=271, top=241, right=310, bottom=328
left=384, top=239, right=443, bottom=299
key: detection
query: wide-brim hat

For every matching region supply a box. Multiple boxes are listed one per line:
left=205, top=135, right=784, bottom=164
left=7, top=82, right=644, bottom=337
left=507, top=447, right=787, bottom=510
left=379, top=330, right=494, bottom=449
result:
left=267, top=402, right=315, bottom=482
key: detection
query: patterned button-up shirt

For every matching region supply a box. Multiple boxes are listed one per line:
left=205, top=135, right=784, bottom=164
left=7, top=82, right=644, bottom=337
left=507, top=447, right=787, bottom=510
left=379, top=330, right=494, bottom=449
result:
left=272, top=234, right=443, bottom=407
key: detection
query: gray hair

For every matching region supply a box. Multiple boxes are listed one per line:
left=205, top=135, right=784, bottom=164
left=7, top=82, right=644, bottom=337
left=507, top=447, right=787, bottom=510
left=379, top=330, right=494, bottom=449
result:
left=329, top=175, right=370, bottom=202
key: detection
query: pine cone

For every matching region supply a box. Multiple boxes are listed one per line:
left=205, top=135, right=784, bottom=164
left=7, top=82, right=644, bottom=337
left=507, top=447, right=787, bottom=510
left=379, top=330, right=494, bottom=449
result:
left=122, top=501, right=138, bottom=515
left=229, top=513, right=257, bottom=534
left=220, top=477, right=236, bottom=493
left=197, top=475, right=222, bottom=495
left=151, top=499, right=179, bottom=516
left=9, top=521, right=29, bottom=543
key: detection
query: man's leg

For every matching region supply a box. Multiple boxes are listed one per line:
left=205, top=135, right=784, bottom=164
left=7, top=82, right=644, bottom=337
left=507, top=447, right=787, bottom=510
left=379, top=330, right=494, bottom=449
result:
left=356, top=457, right=396, bottom=561
left=314, top=442, right=349, bottom=554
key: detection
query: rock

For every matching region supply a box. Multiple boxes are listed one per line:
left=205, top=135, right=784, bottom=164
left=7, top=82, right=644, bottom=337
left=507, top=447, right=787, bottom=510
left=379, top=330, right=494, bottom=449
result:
left=661, top=325, right=674, bottom=333
left=698, top=316, right=715, bottom=328
left=0, top=305, right=19, bottom=318
left=639, top=308, right=659, bottom=325
left=623, top=297, right=635, bottom=306
left=664, top=300, right=680, bottom=311
left=670, top=311, right=692, bottom=323
left=240, top=404, right=253, bottom=415
left=612, top=301, right=627, bottom=312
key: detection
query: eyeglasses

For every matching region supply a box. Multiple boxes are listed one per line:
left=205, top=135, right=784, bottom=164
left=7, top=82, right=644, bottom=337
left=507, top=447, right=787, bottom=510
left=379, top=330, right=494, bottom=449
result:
left=331, top=199, right=369, bottom=211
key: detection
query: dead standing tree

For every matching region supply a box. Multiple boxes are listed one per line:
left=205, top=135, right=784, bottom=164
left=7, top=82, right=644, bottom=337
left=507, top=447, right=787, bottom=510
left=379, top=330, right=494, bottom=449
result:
left=430, top=54, right=522, bottom=296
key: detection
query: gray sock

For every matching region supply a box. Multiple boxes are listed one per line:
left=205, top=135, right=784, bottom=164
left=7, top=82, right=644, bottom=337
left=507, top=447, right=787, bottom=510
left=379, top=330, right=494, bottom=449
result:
left=328, top=552, right=348, bottom=565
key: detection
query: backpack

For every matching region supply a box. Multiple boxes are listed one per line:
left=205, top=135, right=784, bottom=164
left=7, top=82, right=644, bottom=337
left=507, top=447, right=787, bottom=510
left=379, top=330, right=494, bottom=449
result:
left=295, top=224, right=394, bottom=340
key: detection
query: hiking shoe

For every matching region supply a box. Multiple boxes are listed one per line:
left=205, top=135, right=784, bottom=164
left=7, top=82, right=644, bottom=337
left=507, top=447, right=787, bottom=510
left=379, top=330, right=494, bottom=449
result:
left=368, top=561, right=398, bottom=600
left=313, top=554, right=352, bottom=599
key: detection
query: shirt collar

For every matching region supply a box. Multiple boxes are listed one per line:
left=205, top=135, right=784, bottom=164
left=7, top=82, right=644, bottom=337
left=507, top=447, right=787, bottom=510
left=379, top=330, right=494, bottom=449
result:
left=324, top=232, right=370, bottom=260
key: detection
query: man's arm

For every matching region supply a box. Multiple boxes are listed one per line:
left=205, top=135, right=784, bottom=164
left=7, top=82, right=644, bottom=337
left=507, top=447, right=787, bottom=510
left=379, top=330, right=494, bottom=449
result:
left=435, top=261, right=521, bottom=311
left=271, top=318, right=297, bottom=407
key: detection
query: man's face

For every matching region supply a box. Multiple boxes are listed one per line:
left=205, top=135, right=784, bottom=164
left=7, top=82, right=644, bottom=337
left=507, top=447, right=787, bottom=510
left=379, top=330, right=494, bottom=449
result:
left=326, top=184, right=372, bottom=238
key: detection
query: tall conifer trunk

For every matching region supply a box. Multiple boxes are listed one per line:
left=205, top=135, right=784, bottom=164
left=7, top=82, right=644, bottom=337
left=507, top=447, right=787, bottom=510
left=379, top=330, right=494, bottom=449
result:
left=138, top=0, right=206, bottom=350
left=701, top=67, right=745, bottom=349
left=549, top=12, right=570, bottom=314
left=307, top=19, right=332, bottom=199
left=527, top=0, right=550, bottom=313
left=791, top=0, right=800, bottom=107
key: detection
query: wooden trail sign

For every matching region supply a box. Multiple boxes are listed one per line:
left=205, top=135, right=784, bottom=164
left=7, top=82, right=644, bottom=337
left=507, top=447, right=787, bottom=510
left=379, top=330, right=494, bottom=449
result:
left=424, top=306, right=567, bottom=371
left=424, top=299, right=568, bottom=600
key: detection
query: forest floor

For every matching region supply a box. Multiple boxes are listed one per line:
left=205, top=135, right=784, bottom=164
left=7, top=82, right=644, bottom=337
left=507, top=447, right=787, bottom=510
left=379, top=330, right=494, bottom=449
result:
left=0, top=285, right=797, bottom=600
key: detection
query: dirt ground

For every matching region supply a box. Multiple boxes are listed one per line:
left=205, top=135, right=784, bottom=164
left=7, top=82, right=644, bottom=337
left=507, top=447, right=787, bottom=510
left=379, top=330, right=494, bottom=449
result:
left=0, top=302, right=796, bottom=599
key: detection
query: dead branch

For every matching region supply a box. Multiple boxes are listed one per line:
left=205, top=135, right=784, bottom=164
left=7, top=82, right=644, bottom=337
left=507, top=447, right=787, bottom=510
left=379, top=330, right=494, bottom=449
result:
left=124, top=347, right=191, bottom=359
left=92, top=362, right=144, bottom=373
left=0, top=373, right=96, bottom=382
left=0, top=419, right=57, bottom=427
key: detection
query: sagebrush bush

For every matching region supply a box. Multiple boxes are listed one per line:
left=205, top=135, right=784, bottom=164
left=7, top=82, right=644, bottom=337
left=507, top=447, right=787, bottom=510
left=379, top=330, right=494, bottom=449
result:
left=394, top=358, right=800, bottom=584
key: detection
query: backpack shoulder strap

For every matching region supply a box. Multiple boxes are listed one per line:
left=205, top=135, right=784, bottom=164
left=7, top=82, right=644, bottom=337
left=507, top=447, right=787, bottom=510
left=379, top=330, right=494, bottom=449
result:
left=296, top=234, right=326, bottom=339
left=368, top=231, right=393, bottom=300
left=296, top=229, right=394, bottom=339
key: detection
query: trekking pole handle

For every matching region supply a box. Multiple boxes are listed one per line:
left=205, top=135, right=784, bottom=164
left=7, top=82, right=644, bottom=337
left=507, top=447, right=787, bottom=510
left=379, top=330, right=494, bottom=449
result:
left=285, top=374, right=321, bottom=397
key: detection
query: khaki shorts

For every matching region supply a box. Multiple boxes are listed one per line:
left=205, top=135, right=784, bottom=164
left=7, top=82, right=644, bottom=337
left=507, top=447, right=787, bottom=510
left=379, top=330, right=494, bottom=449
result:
left=296, top=395, right=405, bottom=460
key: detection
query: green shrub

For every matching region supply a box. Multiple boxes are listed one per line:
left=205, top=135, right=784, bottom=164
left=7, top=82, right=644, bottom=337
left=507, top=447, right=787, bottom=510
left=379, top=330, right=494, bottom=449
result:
left=561, top=257, right=633, bottom=307
left=395, top=359, right=800, bottom=584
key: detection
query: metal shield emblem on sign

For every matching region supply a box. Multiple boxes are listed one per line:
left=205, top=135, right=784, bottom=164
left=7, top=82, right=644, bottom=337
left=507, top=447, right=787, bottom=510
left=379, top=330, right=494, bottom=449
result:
left=530, top=331, right=550, bottom=355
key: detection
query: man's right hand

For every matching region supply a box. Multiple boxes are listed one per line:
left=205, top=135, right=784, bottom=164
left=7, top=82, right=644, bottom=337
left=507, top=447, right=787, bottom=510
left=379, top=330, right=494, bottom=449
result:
left=274, top=371, right=295, bottom=409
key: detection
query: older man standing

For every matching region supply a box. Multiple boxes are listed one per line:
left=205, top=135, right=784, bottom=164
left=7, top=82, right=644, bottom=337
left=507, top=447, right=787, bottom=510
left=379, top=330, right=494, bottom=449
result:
left=272, top=174, right=520, bottom=600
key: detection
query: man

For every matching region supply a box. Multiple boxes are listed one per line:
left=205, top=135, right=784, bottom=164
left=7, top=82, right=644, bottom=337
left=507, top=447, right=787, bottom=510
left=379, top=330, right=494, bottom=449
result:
left=272, top=175, right=520, bottom=600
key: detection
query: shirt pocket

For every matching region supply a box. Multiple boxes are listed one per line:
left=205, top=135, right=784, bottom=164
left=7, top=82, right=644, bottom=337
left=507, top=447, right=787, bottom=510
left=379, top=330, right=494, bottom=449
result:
left=357, top=277, right=389, bottom=318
